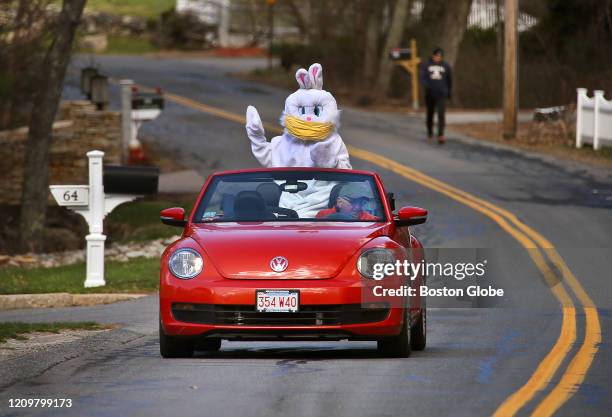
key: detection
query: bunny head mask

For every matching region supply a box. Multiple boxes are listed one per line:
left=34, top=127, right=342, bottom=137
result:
left=281, top=63, right=340, bottom=141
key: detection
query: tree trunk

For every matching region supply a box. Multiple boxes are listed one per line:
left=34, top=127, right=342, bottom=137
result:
left=287, top=0, right=311, bottom=41
left=1, top=0, right=28, bottom=128
left=362, top=1, right=382, bottom=88
left=419, top=0, right=473, bottom=68
left=18, top=0, right=87, bottom=253
left=375, top=0, right=411, bottom=96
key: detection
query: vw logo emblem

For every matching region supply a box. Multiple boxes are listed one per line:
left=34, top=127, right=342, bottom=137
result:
left=270, top=256, right=288, bottom=273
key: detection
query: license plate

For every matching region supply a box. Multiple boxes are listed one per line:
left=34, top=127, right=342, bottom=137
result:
left=256, top=290, right=299, bottom=313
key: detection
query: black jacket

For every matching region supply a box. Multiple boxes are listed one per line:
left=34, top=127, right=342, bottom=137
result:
left=420, top=58, right=452, bottom=98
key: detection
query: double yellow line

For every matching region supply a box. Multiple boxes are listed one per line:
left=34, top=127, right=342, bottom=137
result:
left=156, top=87, right=599, bottom=416
left=346, top=147, right=600, bottom=417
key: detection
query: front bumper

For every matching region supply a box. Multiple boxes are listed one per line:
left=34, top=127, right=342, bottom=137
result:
left=160, top=276, right=406, bottom=340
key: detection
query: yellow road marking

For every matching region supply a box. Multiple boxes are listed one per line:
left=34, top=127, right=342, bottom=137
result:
left=155, top=88, right=598, bottom=417
left=346, top=147, right=580, bottom=417
left=532, top=306, right=600, bottom=417
left=343, top=147, right=601, bottom=417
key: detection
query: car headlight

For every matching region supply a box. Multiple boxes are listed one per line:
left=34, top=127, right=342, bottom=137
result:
left=169, top=248, right=203, bottom=279
left=357, top=248, right=396, bottom=280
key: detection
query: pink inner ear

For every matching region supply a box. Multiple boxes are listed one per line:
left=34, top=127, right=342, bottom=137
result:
left=312, top=67, right=318, bottom=77
left=299, top=74, right=306, bottom=86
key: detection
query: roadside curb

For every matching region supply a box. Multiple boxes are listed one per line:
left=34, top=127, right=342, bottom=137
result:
left=0, top=327, right=150, bottom=389
left=447, top=127, right=612, bottom=182
left=0, top=293, right=151, bottom=311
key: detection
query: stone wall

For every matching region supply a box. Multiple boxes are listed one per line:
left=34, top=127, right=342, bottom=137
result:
left=0, top=101, right=121, bottom=205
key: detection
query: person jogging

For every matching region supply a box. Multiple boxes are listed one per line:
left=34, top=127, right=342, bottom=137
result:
left=420, top=47, right=452, bottom=144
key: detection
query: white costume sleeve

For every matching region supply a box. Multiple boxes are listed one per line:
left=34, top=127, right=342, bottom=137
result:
left=245, top=105, right=272, bottom=167
left=309, top=134, right=352, bottom=169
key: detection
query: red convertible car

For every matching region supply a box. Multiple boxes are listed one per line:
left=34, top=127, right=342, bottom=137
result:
left=159, top=168, right=427, bottom=358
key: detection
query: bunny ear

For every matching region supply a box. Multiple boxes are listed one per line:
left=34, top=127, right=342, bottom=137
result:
left=295, top=68, right=312, bottom=89
left=308, top=63, right=323, bottom=90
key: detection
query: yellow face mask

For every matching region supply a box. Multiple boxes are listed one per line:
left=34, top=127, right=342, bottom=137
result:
left=284, top=115, right=334, bottom=141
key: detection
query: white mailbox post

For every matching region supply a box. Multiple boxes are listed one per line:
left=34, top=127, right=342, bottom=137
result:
left=50, top=151, right=143, bottom=287
left=120, top=80, right=164, bottom=163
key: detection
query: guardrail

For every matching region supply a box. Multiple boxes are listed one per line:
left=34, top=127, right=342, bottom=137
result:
left=576, top=88, right=612, bottom=151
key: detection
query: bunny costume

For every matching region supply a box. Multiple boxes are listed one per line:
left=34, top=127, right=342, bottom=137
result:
left=244, top=63, right=352, bottom=218
left=245, top=63, right=351, bottom=169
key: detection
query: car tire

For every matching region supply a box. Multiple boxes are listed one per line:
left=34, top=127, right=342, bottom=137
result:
left=159, top=322, right=194, bottom=358
left=410, top=308, right=426, bottom=351
left=195, top=338, right=222, bottom=352
left=377, top=312, right=411, bottom=358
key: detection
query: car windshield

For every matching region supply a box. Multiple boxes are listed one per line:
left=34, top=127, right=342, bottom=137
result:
left=194, top=171, right=385, bottom=223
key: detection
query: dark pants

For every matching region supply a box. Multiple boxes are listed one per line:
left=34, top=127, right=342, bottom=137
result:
left=425, top=92, right=446, bottom=137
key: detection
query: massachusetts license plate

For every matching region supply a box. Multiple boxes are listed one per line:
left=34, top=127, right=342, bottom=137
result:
left=256, top=290, right=299, bottom=313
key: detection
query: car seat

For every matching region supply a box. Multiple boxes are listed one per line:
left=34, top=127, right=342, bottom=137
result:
left=233, top=190, right=272, bottom=221
left=256, top=182, right=281, bottom=207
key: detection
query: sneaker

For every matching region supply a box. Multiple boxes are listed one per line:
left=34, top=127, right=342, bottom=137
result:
left=437, top=135, right=445, bottom=144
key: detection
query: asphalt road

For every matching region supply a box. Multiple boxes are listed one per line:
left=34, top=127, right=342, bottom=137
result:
left=1, top=55, right=610, bottom=417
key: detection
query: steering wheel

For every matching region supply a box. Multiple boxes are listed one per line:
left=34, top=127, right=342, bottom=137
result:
left=269, top=207, right=299, bottom=219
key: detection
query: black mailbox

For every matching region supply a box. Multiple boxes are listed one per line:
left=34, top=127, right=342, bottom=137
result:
left=80, top=67, right=99, bottom=98
left=132, top=92, right=164, bottom=110
left=389, top=48, right=412, bottom=60
left=103, top=165, right=159, bottom=195
left=90, top=74, right=109, bottom=110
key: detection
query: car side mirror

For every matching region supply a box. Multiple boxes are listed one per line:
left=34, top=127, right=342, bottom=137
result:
left=395, top=206, right=427, bottom=227
left=160, top=207, right=186, bottom=227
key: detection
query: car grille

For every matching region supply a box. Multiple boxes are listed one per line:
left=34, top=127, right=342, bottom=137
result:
left=171, top=303, right=389, bottom=326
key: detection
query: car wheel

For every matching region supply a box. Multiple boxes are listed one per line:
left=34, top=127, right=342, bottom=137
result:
left=195, top=338, right=222, bottom=352
left=377, top=312, right=411, bottom=358
left=410, top=307, right=426, bottom=351
left=159, top=322, right=194, bottom=358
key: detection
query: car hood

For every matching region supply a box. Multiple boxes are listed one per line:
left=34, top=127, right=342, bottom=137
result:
left=189, top=222, right=389, bottom=279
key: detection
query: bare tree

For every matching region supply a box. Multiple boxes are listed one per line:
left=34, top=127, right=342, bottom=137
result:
left=362, top=0, right=383, bottom=88
left=375, top=0, right=411, bottom=95
left=419, top=0, right=473, bottom=68
left=287, top=0, right=311, bottom=41
left=18, top=0, right=87, bottom=253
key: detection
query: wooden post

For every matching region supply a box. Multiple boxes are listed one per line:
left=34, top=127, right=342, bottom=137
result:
left=503, top=0, right=518, bottom=139
left=410, top=38, right=420, bottom=110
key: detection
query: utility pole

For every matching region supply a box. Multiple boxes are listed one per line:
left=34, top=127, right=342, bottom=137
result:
left=503, top=0, right=518, bottom=139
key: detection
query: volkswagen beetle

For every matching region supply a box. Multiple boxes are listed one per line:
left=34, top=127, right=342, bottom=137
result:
left=159, top=168, right=427, bottom=358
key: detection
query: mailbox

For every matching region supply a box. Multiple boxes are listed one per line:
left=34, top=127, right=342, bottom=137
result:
left=120, top=82, right=165, bottom=165
left=50, top=151, right=160, bottom=288
left=103, top=165, right=159, bottom=195
left=389, top=48, right=412, bottom=61
left=80, top=67, right=99, bottom=98
left=132, top=91, right=164, bottom=110
left=533, top=106, right=565, bottom=122
left=90, top=74, right=109, bottom=110
left=388, top=39, right=421, bottom=109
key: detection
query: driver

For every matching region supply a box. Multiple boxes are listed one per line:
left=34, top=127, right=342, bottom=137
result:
left=316, top=184, right=378, bottom=220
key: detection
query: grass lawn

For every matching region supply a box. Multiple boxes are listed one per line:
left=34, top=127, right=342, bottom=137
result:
left=0, top=258, right=159, bottom=295
left=106, top=36, right=158, bottom=55
left=86, top=0, right=175, bottom=19
left=0, top=322, right=106, bottom=343
left=76, top=35, right=159, bottom=55
left=106, top=198, right=193, bottom=243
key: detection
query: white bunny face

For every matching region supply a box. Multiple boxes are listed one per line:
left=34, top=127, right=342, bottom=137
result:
left=284, top=89, right=338, bottom=124
left=281, top=63, right=340, bottom=139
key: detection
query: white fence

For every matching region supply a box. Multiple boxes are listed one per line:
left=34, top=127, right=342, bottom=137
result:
left=576, top=89, right=612, bottom=151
